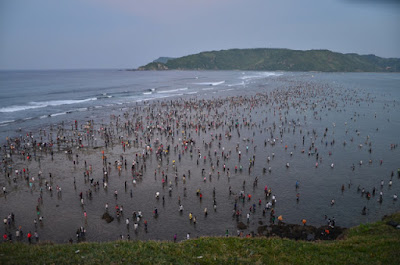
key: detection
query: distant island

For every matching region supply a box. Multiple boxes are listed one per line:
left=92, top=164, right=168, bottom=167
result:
left=137, top=48, right=400, bottom=72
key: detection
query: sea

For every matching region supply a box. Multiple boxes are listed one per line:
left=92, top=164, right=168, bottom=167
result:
left=1, top=70, right=399, bottom=143
left=0, top=70, right=266, bottom=140
left=0, top=70, right=399, bottom=242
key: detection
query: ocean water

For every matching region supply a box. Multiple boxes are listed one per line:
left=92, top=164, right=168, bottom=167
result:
left=0, top=70, right=272, bottom=140
left=0, top=70, right=400, bottom=243
left=2, top=70, right=398, bottom=141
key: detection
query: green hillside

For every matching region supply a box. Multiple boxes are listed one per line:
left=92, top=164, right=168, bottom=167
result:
left=138, top=48, right=400, bottom=72
left=1, top=212, right=399, bottom=264
left=153, top=57, right=175, bottom=64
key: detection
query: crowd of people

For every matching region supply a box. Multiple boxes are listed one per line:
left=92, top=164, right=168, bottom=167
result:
left=1, top=79, right=399, bottom=243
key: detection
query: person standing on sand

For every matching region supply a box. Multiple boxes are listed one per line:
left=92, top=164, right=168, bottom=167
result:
left=27, top=231, right=32, bottom=244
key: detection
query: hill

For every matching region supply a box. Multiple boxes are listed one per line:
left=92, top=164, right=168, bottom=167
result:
left=138, top=48, right=400, bottom=72
left=1, top=212, right=399, bottom=264
left=153, top=57, right=175, bottom=64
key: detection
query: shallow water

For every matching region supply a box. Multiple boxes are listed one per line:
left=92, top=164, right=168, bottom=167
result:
left=1, top=71, right=399, bottom=243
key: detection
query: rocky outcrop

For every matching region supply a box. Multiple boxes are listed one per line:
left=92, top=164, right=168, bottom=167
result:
left=257, top=223, right=346, bottom=241
left=138, top=62, right=168, bottom=71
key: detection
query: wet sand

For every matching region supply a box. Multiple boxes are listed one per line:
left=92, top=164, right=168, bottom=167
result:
left=1, top=77, right=399, bottom=243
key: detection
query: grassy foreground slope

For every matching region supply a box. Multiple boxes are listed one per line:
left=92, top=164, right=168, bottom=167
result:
left=1, top=213, right=399, bottom=265
left=138, top=48, right=400, bottom=72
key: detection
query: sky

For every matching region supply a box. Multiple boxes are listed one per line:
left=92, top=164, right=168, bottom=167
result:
left=0, top=0, right=399, bottom=70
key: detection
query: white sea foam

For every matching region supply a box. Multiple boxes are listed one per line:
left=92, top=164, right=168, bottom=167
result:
left=50, top=112, right=67, bottom=117
left=0, top=98, right=97, bottom=113
left=97, top=94, right=112, bottom=99
left=240, top=72, right=282, bottom=80
left=228, top=81, right=245, bottom=87
left=143, top=92, right=152, bottom=95
left=0, top=120, right=15, bottom=125
left=193, top=81, right=225, bottom=86
left=133, top=94, right=179, bottom=104
left=220, top=89, right=234, bottom=92
left=0, top=105, right=43, bottom=113
left=157, top=87, right=188, bottom=94
left=202, top=87, right=215, bottom=91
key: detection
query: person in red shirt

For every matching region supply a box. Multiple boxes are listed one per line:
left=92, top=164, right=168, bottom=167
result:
left=27, top=231, right=32, bottom=244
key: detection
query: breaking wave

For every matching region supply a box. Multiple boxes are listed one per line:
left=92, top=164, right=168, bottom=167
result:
left=0, top=98, right=97, bottom=113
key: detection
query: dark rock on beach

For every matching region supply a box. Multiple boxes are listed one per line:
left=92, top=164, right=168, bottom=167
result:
left=386, top=220, right=399, bottom=228
left=237, top=222, right=248, bottom=230
left=102, top=212, right=114, bottom=223
left=257, top=223, right=346, bottom=241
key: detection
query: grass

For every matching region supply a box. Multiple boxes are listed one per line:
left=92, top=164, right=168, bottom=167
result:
left=1, top=213, right=399, bottom=264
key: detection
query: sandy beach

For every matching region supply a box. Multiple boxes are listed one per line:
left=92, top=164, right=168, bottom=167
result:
left=1, top=73, right=399, bottom=243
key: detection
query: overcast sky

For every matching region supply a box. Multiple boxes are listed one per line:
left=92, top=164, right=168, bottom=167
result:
left=0, top=0, right=399, bottom=70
